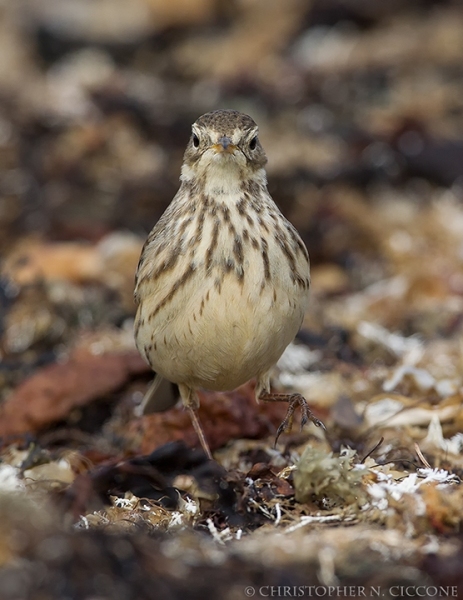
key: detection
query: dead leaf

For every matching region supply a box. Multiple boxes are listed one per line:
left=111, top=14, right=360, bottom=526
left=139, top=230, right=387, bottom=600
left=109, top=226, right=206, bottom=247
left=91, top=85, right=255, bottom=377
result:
left=0, top=350, right=149, bottom=437
left=131, top=382, right=306, bottom=454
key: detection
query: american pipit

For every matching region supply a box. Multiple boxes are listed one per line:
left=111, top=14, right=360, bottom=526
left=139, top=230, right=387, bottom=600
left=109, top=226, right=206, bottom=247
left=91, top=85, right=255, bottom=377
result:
left=134, top=110, right=324, bottom=458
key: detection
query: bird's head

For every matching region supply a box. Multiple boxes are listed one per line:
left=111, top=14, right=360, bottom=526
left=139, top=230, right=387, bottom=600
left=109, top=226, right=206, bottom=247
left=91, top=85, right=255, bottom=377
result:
left=181, top=110, right=267, bottom=187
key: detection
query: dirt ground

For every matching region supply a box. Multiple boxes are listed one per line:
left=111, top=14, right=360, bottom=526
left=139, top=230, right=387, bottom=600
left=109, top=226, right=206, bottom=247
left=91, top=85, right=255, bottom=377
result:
left=0, top=1, right=463, bottom=599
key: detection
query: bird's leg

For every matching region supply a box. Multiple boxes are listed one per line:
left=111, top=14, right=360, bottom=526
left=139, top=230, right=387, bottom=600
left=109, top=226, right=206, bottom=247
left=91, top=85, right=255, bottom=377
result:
left=179, top=384, right=213, bottom=460
left=259, top=391, right=326, bottom=447
left=187, top=407, right=212, bottom=460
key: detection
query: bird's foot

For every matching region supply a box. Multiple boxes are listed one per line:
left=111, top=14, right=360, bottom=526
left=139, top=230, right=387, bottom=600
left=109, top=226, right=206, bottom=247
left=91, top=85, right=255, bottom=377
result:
left=259, top=392, right=326, bottom=447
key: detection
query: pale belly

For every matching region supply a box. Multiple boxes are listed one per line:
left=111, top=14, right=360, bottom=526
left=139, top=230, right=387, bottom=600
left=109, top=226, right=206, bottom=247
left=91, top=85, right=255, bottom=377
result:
left=135, top=272, right=308, bottom=392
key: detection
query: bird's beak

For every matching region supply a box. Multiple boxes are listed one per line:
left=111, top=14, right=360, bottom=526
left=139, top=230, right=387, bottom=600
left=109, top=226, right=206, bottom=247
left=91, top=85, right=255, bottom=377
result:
left=212, top=136, right=236, bottom=154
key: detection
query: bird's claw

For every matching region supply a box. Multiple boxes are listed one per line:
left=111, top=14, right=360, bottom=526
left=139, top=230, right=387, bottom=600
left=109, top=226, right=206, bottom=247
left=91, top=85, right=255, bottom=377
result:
left=273, top=393, right=326, bottom=447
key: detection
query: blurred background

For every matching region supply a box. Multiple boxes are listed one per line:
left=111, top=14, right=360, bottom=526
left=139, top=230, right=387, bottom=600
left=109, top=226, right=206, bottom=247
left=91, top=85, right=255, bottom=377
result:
left=1, top=0, right=463, bottom=429
left=2, top=0, right=463, bottom=237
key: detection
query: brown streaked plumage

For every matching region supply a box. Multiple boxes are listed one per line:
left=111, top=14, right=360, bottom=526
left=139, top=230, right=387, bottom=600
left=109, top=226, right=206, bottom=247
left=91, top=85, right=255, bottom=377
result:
left=134, top=109, right=324, bottom=458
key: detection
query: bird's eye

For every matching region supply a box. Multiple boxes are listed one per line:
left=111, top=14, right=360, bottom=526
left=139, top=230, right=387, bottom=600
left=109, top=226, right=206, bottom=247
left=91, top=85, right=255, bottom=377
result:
left=192, top=134, right=200, bottom=148
left=249, top=136, right=257, bottom=150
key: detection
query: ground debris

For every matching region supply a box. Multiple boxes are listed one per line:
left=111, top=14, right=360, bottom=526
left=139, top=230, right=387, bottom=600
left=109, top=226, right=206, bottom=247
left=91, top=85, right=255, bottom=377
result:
left=294, top=446, right=366, bottom=507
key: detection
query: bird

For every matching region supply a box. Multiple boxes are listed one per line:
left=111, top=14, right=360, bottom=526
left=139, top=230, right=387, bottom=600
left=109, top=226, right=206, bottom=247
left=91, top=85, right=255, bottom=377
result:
left=133, top=109, right=325, bottom=459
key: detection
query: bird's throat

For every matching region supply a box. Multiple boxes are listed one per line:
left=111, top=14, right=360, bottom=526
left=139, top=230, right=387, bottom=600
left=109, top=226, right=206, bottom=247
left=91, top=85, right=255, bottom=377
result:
left=203, top=161, right=245, bottom=196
